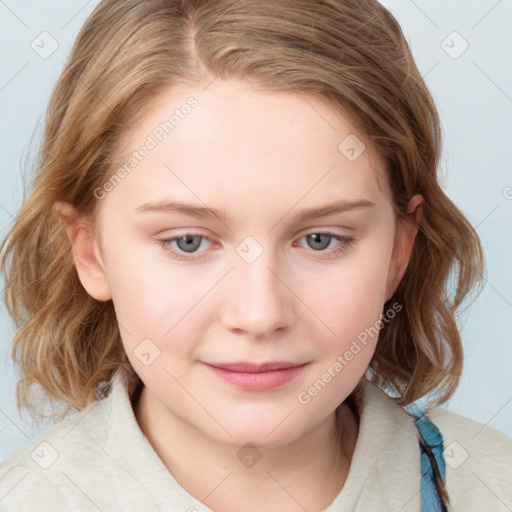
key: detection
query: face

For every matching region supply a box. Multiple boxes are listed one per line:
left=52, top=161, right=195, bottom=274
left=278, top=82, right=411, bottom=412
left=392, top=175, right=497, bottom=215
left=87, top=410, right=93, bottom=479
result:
left=67, top=79, right=420, bottom=449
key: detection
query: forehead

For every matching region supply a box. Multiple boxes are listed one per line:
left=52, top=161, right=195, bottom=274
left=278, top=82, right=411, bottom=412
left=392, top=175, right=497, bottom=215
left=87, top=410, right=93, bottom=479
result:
left=102, top=79, right=389, bottom=221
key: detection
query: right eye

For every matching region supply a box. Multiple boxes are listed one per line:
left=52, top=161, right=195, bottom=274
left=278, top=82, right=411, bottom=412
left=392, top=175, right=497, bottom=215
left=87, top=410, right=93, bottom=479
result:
left=158, top=233, right=214, bottom=260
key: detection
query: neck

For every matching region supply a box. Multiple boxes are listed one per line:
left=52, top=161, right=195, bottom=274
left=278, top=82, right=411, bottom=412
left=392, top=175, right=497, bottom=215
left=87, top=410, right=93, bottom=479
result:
left=134, top=387, right=359, bottom=512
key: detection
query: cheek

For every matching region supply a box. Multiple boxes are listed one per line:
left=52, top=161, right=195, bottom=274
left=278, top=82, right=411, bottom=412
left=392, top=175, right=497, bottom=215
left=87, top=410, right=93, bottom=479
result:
left=99, top=232, right=187, bottom=344
left=110, top=268, right=204, bottom=341
left=103, top=238, right=223, bottom=377
left=310, top=241, right=393, bottom=328
left=299, top=235, right=395, bottom=391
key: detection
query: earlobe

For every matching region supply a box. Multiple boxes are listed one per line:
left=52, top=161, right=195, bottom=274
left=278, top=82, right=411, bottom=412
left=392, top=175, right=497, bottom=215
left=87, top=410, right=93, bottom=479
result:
left=385, top=195, right=424, bottom=300
left=53, top=202, right=112, bottom=302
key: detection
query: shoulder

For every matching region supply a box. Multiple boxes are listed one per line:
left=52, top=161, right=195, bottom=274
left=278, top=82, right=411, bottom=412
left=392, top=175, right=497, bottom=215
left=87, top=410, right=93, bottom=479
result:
left=427, top=405, right=512, bottom=510
left=0, top=393, right=112, bottom=511
left=428, top=405, right=512, bottom=452
left=358, top=380, right=512, bottom=511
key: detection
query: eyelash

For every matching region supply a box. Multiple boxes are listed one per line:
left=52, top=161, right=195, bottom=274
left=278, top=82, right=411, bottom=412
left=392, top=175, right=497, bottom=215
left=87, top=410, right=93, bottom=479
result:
left=157, top=231, right=356, bottom=261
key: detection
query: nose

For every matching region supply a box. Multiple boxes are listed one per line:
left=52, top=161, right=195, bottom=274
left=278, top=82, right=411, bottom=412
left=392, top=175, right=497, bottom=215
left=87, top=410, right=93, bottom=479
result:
left=220, top=251, right=294, bottom=339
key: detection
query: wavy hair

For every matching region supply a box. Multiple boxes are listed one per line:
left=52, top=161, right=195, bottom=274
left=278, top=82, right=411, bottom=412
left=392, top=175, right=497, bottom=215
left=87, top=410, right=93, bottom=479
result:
left=1, top=0, right=483, bottom=427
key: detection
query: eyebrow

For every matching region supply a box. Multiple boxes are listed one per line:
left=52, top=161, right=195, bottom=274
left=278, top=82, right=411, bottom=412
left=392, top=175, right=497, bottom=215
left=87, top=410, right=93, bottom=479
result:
left=135, top=198, right=375, bottom=223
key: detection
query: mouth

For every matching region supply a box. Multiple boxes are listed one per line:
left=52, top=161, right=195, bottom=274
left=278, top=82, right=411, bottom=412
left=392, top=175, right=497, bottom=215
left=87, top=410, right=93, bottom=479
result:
left=203, top=361, right=309, bottom=391
left=207, top=361, right=306, bottom=372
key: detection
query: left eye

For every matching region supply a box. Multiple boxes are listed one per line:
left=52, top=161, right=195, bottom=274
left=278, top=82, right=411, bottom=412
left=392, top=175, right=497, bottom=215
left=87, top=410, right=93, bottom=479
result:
left=296, top=231, right=356, bottom=258
left=300, top=232, right=343, bottom=251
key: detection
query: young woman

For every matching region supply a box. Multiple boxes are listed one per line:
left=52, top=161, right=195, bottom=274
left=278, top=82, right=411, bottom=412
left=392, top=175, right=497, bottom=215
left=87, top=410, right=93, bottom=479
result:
left=1, top=1, right=510, bottom=510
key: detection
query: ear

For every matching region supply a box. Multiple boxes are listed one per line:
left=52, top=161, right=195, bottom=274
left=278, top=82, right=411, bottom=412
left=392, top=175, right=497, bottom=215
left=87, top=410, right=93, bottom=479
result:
left=385, top=195, right=424, bottom=301
left=53, top=202, right=112, bottom=302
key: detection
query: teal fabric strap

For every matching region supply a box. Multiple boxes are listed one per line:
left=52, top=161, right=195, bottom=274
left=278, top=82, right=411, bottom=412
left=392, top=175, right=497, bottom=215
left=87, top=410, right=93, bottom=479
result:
left=343, top=396, right=448, bottom=510
left=416, top=415, right=446, bottom=511
left=412, top=410, right=447, bottom=512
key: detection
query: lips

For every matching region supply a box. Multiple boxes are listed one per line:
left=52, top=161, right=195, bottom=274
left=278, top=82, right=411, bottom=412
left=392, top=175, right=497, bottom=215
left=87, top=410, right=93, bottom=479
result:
left=206, top=361, right=306, bottom=373
left=203, top=361, right=309, bottom=391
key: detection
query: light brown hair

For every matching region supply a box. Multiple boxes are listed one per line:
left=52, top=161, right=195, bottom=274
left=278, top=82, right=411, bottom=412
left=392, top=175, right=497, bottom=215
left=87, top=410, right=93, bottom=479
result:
left=1, top=0, right=483, bottom=425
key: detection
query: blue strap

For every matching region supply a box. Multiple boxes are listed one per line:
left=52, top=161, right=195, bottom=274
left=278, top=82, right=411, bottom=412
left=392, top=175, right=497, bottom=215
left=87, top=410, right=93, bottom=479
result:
left=408, top=404, right=447, bottom=511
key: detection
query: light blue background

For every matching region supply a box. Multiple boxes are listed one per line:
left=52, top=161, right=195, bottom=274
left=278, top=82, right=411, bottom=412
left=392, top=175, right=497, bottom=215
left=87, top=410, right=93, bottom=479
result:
left=1, top=0, right=511, bottom=464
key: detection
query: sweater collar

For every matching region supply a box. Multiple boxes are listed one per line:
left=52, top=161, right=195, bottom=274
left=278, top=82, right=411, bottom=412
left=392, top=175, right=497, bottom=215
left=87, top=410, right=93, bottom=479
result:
left=98, top=371, right=421, bottom=511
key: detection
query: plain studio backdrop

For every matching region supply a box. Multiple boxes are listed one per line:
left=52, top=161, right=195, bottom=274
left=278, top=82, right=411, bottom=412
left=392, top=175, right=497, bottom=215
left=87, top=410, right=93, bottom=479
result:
left=0, top=0, right=511, bottom=464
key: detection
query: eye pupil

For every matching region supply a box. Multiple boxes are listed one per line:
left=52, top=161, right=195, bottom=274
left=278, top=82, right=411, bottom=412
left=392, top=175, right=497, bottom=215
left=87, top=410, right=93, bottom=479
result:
left=177, top=235, right=202, bottom=253
left=307, top=233, right=331, bottom=251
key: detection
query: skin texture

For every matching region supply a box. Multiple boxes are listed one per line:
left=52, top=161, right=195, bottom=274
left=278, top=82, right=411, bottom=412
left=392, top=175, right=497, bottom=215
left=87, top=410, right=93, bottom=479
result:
left=59, top=79, right=423, bottom=511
